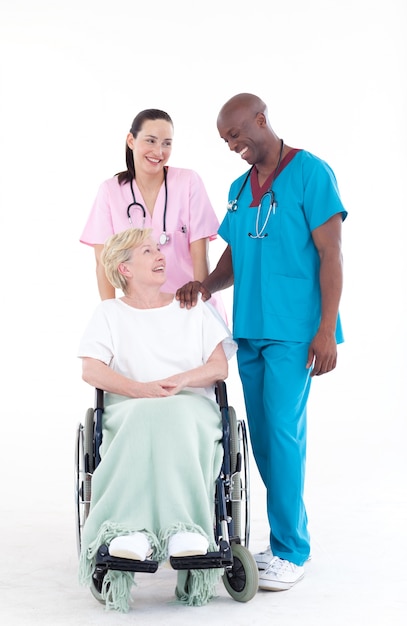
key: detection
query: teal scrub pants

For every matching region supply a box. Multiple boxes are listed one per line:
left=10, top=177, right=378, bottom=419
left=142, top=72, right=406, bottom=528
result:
left=237, top=338, right=312, bottom=566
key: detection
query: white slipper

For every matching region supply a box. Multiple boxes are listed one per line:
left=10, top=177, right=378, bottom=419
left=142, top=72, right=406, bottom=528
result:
left=108, top=532, right=152, bottom=561
left=168, top=532, right=209, bottom=557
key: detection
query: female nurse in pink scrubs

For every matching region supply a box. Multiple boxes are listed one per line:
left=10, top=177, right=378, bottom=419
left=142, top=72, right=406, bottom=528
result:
left=80, top=108, right=225, bottom=319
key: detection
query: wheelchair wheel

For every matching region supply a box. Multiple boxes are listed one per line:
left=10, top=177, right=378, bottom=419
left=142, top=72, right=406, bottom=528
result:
left=228, top=407, right=251, bottom=546
left=222, top=542, right=259, bottom=602
left=89, top=573, right=105, bottom=605
left=75, top=407, right=95, bottom=554
left=228, top=406, right=241, bottom=538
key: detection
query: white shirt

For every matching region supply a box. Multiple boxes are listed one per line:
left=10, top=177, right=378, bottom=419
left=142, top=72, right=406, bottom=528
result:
left=78, top=296, right=237, bottom=399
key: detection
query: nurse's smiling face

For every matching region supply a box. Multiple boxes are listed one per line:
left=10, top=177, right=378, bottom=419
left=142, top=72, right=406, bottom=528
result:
left=127, top=119, right=173, bottom=176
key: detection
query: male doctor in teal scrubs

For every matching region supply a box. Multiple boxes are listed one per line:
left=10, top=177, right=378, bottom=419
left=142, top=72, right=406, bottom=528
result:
left=177, top=92, right=347, bottom=592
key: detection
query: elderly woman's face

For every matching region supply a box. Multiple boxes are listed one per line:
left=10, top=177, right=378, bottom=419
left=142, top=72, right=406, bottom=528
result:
left=126, top=236, right=166, bottom=285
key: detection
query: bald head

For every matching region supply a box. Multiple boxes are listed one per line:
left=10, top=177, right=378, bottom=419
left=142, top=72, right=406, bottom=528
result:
left=217, top=93, right=267, bottom=126
left=216, top=93, right=281, bottom=169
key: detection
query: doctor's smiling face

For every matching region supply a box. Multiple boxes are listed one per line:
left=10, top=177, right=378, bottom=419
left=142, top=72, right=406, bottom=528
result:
left=217, top=109, right=266, bottom=166
left=217, top=94, right=270, bottom=167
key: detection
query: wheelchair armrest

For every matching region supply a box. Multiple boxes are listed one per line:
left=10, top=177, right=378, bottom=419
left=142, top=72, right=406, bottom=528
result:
left=95, top=388, right=104, bottom=410
left=215, top=380, right=228, bottom=409
left=94, top=389, right=104, bottom=468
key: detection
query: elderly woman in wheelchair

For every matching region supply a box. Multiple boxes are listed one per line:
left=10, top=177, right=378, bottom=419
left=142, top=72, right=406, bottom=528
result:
left=77, top=227, right=246, bottom=611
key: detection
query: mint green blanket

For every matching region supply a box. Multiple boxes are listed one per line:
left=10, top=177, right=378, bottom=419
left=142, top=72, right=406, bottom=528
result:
left=79, top=391, right=224, bottom=611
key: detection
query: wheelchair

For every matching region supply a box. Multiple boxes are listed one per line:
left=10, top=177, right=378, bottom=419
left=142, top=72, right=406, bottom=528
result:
left=74, top=381, right=259, bottom=604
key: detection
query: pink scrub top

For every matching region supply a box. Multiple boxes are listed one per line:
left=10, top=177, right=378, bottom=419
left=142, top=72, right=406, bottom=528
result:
left=81, top=166, right=227, bottom=320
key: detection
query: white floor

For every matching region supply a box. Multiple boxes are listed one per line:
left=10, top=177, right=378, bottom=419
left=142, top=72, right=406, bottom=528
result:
left=1, top=355, right=406, bottom=626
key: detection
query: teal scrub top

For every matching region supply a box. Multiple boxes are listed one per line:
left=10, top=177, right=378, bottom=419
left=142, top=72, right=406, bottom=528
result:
left=218, top=150, right=348, bottom=342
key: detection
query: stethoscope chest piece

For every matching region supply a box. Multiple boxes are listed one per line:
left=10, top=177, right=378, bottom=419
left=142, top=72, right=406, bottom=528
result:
left=159, top=232, right=170, bottom=245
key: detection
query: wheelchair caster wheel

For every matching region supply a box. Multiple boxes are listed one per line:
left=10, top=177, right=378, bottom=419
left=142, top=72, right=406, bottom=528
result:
left=89, top=571, right=106, bottom=605
left=222, top=543, right=259, bottom=602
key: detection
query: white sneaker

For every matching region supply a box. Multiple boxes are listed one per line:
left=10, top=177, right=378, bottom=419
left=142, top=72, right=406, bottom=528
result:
left=258, top=556, right=304, bottom=591
left=253, top=546, right=273, bottom=570
left=168, top=532, right=209, bottom=557
left=254, top=545, right=311, bottom=570
left=108, top=532, right=152, bottom=561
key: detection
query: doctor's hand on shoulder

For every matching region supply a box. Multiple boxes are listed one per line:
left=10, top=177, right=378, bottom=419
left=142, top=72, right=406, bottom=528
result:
left=176, top=281, right=212, bottom=308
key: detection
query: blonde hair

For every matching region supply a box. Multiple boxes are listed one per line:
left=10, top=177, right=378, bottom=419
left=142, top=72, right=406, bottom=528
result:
left=101, top=228, right=152, bottom=293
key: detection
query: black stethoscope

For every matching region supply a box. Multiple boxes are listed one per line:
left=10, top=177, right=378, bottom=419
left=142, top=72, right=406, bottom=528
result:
left=127, top=167, right=170, bottom=245
left=226, top=139, right=284, bottom=239
left=226, top=167, right=252, bottom=213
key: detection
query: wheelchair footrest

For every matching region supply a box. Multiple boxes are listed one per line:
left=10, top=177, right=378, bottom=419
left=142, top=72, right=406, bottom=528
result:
left=169, top=545, right=233, bottom=570
left=94, top=544, right=159, bottom=575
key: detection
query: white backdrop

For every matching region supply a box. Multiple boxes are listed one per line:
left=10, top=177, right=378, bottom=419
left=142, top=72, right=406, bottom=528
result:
left=0, top=0, right=406, bottom=537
